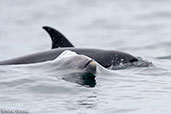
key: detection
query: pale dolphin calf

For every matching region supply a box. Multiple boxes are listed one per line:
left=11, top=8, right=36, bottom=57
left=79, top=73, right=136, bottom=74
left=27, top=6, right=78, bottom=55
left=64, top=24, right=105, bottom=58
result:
left=12, top=50, right=97, bottom=74
left=41, top=50, right=97, bottom=73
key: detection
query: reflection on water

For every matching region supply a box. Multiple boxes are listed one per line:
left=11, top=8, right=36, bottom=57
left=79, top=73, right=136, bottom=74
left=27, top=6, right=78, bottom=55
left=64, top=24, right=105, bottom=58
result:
left=63, top=72, right=96, bottom=87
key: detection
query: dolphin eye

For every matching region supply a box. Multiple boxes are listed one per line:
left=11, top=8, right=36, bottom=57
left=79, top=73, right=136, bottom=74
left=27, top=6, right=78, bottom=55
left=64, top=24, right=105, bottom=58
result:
left=130, top=58, right=138, bottom=63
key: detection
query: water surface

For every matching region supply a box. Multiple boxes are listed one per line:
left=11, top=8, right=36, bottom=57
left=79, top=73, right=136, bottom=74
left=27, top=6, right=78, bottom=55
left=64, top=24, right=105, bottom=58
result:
left=0, top=0, right=171, bottom=114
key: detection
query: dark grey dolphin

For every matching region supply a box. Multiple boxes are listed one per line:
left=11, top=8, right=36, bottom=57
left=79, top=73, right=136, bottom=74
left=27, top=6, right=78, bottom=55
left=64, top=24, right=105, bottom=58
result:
left=0, top=26, right=138, bottom=67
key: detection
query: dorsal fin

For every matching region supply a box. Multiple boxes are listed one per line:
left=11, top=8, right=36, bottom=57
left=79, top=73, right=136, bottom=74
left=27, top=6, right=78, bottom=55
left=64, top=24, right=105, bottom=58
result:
left=42, top=26, right=74, bottom=49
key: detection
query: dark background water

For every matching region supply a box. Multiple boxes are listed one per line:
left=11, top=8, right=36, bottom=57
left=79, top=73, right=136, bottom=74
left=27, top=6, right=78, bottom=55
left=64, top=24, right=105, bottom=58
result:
left=0, top=0, right=171, bottom=114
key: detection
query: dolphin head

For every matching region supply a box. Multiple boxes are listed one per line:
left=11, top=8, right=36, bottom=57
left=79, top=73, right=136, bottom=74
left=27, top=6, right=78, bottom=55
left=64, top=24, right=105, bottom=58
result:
left=60, top=55, right=97, bottom=73
left=84, top=60, right=97, bottom=74
left=52, top=50, right=97, bottom=73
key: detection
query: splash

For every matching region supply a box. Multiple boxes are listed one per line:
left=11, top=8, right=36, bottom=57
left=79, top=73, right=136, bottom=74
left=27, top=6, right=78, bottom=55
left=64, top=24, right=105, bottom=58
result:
left=109, top=57, right=153, bottom=70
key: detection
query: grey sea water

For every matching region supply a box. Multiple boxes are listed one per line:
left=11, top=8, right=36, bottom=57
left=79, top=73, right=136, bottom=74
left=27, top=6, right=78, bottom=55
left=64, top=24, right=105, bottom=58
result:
left=0, top=0, right=171, bottom=114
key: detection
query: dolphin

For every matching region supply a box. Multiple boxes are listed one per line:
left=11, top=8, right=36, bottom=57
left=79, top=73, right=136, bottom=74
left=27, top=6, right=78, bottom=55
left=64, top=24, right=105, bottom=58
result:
left=0, top=26, right=138, bottom=68
left=45, top=50, right=97, bottom=74
left=20, top=50, right=97, bottom=74
left=5, top=50, right=97, bottom=87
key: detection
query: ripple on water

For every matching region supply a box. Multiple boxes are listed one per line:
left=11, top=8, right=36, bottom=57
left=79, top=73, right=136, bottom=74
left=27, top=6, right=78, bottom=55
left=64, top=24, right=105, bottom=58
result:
left=0, top=78, right=36, bottom=87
